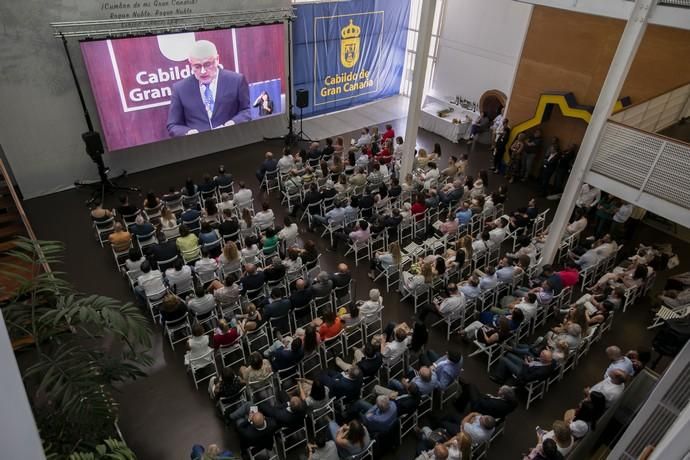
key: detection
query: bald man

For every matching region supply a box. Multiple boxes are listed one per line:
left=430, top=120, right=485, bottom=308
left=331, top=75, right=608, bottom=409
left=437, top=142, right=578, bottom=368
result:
left=167, top=39, right=251, bottom=137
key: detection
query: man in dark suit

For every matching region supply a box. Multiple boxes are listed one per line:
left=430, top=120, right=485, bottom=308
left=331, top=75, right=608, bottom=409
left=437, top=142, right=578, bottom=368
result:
left=330, top=263, right=351, bottom=289
left=270, top=338, right=304, bottom=372
left=319, top=366, right=363, bottom=402
left=263, top=287, right=291, bottom=320
left=256, top=152, right=279, bottom=183
left=167, top=40, right=251, bottom=137
left=239, top=264, right=265, bottom=294
left=259, top=396, right=307, bottom=429
left=394, top=382, right=421, bottom=417
left=230, top=407, right=278, bottom=452
left=146, top=233, right=178, bottom=270
left=289, top=278, right=313, bottom=310
left=490, top=349, right=556, bottom=385
left=454, top=380, right=518, bottom=419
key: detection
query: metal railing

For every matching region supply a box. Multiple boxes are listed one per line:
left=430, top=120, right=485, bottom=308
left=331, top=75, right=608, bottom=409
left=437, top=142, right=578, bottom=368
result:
left=590, top=121, right=690, bottom=210
left=610, top=82, right=690, bottom=133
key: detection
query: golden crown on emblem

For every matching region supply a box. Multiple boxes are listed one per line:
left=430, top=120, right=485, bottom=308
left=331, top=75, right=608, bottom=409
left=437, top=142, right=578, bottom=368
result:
left=341, top=19, right=361, bottom=39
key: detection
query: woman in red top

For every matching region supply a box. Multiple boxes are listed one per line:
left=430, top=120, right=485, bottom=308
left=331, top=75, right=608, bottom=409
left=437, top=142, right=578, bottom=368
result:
left=377, top=139, right=393, bottom=165
left=316, top=311, right=343, bottom=340
left=410, top=194, right=427, bottom=222
left=558, top=261, right=580, bottom=287
left=212, top=319, right=242, bottom=348
left=381, top=124, right=395, bottom=143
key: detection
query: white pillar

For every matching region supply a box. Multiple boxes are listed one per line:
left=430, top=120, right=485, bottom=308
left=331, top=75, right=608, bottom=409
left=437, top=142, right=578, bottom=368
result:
left=0, top=312, right=46, bottom=459
left=400, top=0, right=437, bottom=179
left=540, top=0, right=658, bottom=265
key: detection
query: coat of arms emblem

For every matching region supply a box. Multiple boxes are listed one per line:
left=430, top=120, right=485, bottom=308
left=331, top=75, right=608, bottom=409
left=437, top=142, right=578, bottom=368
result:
left=340, top=19, right=361, bottom=68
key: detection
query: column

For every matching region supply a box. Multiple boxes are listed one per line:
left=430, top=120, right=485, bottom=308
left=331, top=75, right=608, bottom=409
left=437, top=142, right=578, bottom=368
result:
left=540, top=0, right=658, bottom=265
left=400, top=0, right=437, bottom=179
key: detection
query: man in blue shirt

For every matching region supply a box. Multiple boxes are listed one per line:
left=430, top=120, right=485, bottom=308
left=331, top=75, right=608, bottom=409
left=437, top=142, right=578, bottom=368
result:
left=350, top=395, right=398, bottom=434
left=432, top=350, right=463, bottom=390
left=455, top=201, right=473, bottom=227
left=377, top=366, right=439, bottom=396
left=459, top=276, right=481, bottom=300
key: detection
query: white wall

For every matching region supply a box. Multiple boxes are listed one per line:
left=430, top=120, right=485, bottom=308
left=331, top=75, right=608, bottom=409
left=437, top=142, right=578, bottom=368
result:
left=0, top=312, right=46, bottom=459
left=0, top=0, right=289, bottom=199
left=431, top=0, right=532, bottom=104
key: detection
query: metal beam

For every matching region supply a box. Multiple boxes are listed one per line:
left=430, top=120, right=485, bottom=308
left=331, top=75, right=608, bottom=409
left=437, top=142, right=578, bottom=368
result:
left=540, top=0, right=658, bottom=265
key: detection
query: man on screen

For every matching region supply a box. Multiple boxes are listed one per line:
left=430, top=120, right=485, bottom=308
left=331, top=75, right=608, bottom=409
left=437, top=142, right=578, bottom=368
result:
left=167, top=40, right=251, bottom=137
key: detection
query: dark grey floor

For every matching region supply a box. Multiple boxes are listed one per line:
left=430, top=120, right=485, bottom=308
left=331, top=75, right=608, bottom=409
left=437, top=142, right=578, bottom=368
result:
left=22, top=118, right=687, bottom=460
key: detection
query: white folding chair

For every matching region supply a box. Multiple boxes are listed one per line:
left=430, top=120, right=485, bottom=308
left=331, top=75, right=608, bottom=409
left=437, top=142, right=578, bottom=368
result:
left=187, top=349, right=218, bottom=390
left=218, top=341, right=245, bottom=369
left=164, top=313, right=192, bottom=350
left=93, top=217, right=115, bottom=247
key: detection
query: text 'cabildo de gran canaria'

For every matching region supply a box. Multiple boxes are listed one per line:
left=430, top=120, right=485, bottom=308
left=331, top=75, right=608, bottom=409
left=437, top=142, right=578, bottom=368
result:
left=320, top=70, right=374, bottom=97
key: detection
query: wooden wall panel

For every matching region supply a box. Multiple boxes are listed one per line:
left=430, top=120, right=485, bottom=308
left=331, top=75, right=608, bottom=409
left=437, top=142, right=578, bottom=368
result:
left=508, top=5, right=690, bottom=148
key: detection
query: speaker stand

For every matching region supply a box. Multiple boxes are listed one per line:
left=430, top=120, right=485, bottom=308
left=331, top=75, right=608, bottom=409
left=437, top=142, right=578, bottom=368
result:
left=74, top=155, right=140, bottom=206
left=264, top=110, right=300, bottom=146
left=294, top=106, right=312, bottom=143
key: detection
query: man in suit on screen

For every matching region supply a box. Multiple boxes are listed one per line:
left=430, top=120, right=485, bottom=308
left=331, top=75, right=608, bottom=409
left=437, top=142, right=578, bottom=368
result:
left=167, top=40, right=251, bottom=137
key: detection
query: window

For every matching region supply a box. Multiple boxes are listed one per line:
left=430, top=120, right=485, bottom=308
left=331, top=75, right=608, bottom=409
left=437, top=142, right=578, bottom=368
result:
left=400, top=0, right=445, bottom=96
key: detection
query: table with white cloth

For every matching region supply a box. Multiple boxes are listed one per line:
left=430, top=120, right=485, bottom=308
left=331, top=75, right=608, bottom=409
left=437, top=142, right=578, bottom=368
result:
left=419, top=95, right=478, bottom=143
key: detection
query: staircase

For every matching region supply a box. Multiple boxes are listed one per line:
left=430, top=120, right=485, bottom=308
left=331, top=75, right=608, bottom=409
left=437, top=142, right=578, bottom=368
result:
left=0, top=152, right=45, bottom=303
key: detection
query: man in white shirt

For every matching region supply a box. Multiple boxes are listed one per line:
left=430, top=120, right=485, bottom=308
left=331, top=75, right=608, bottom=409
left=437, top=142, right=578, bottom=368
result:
left=589, top=369, right=626, bottom=406
left=216, top=193, right=235, bottom=213
left=253, top=202, right=275, bottom=230
left=472, top=232, right=494, bottom=255
left=611, top=200, right=633, bottom=239
left=165, top=259, right=193, bottom=292
left=233, top=181, right=253, bottom=208
left=513, top=292, right=538, bottom=320
left=488, top=217, right=509, bottom=245
left=194, top=248, right=219, bottom=277
left=358, top=288, right=383, bottom=316
left=135, top=261, right=166, bottom=304
left=418, top=283, right=465, bottom=322
left=381, top=324, right=411, bottom=365
left=576, top=183, right=601, bottom=211
left=593, top=235, right=618, bottom=259
left=277, top=216, right=298, bottom=244
left=356, top=127, right=372, bottom=147
left=565, top=210, right=588, bottom=237
left=186, top=286, right=216, bottom=315
left=277, top=149, right=295, bottom=174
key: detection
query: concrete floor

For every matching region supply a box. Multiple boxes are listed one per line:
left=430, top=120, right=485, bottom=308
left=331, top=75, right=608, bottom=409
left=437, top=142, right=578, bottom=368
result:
left=22, top=117, right=688, bottom=459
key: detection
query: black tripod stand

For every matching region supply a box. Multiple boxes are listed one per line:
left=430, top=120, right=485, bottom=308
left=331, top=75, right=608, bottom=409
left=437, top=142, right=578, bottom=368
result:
left=294, top=105, right=312, bottom=143
left=74, top=154, right=140, bottom=206
left=60, top=32, right=140, bottom=206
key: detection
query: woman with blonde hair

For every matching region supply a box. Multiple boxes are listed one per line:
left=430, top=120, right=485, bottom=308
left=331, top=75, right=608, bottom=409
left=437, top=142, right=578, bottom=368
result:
left=160, top=206, right=177, bottom=229
left=368, top=241, right=402, bottom=279
left=239, top=208, right=254, bottom=239
left=218, top=240, right=241, bottom=274
left=446, top=235, right=473, bottom=270
left=415, top=148, right=430, bottom=169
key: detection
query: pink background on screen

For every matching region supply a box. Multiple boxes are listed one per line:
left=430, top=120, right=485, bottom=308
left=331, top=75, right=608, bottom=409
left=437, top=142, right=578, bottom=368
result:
left=80, top=24, right=285, bottom=151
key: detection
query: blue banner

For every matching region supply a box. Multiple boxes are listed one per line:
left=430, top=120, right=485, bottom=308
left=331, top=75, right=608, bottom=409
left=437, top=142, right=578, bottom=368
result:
left=292, top=0, right=411, bottom=117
